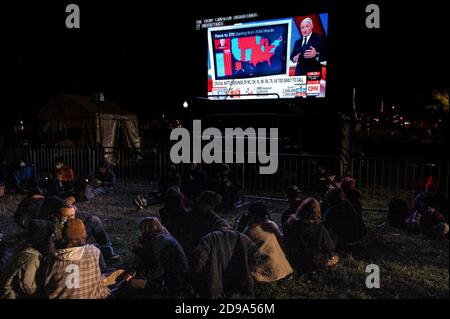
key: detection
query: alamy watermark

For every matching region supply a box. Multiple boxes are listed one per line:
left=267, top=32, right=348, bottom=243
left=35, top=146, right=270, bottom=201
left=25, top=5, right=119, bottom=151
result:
left=170, top=120, right=278, bottom=174
left=365, top=264, right=380, bottom=289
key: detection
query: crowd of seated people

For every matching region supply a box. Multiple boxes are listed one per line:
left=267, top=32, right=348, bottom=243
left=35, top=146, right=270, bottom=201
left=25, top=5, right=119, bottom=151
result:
left=0, top=155, right=448, bottom=299
left=134, top=163, right=242, bottom=212
left=404, top=176, right=449, bottom=239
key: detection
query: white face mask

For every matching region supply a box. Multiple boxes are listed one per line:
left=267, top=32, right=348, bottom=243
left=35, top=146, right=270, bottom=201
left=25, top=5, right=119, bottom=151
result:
left=56, top=164, right=63, bottom=169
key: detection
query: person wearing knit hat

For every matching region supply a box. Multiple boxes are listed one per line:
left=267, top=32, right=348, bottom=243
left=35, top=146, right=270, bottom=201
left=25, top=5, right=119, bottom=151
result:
left=63, top=218, right=86, bottom=244
left=51, top=205, right=120, bottom=265
left=44, top=217, right=111, bottom=299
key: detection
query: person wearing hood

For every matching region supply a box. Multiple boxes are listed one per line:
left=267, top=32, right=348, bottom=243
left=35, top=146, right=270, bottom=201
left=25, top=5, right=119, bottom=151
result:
left=1, top=220, right=55, bottom=299
left=44, top=218, right=111, bottom=299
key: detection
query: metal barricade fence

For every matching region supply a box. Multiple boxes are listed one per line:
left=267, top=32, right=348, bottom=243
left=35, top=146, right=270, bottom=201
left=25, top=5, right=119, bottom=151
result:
left=4, top=147, right=449, bottom=209
left=350, top=157, right=450, bottom=208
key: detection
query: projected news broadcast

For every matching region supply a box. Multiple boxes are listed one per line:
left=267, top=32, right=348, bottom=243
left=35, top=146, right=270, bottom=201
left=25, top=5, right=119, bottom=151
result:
left=207, top=13, right=328, bottom=99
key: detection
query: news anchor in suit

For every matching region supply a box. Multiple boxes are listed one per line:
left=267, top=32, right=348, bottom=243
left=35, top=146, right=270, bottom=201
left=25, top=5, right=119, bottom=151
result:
left=290, top=17, right=326, bottom=76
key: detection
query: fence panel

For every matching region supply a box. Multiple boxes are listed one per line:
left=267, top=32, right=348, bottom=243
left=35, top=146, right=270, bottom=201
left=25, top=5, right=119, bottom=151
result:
left=4, top=147, right=448, bottom=210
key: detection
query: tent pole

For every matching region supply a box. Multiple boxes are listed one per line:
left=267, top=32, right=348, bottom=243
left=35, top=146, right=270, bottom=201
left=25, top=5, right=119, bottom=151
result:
left=97, top=99, right=104, bottom=158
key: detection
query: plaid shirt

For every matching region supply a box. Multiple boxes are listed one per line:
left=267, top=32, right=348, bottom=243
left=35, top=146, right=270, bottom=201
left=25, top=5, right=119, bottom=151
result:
left=44, top=245, right=110, bottom=299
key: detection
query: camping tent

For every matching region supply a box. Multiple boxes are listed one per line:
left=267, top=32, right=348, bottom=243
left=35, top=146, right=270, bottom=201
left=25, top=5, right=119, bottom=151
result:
left=38, top=94, right=141, bottom=162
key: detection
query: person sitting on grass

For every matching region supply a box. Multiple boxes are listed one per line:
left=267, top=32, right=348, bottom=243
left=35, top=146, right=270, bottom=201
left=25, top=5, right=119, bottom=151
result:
left=1, top=220, right=55, bottom=299
left=13, top=179, right=77, bottom=229
left=284, top=197, right=339, bottom=274
left=190, top=225, right=260, bottom=298
left=407, top=176, right=449, bottom=239
left=54, top=158, right=75, bottom=198
left=130, top=217, right=188, bottom=298
left=44, top=218, right=112, bottom=299
left=323, top=188, right=367, bottom=246
left=13, top=186, right=47, bottom=229
left=212, top=164, right=242, bottom=212
left=340, top=176, right=363, bottom=216
left=158, top=187, right=189, bottom=246
left=183, top=162, right=207, bottom=200
left=242, top=201, right=293, bottom=283
left=51, top=205, right=120, bottom=266
left=134, top=165, right=181, bottom=209
left=84, top=161, right=116, bottom=200
left=184, top=191, right=231, bottom=257
left=281, top=185, right=304, bottom=230
left=10, top=159, right=35, bottom=194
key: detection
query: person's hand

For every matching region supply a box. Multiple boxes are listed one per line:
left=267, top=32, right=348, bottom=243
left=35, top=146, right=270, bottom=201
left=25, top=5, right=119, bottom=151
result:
left=304, top=46, right=317, bottom=58
left=95, top=179, right=103, bottom=186
left=32, top=194, right=45, bottom=200
left=293, top=53, right=300, bottom=63
left=428, top=207, right=436, bottom=214
left=65, top=196, right=76, bottom=206
left=124, top=272, right=136, bottom=282
left=327, top=255, right=339, bottom=266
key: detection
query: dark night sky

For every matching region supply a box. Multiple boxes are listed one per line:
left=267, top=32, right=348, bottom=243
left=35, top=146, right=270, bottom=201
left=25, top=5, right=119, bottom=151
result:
left=1, top=0, right=449, bottom=129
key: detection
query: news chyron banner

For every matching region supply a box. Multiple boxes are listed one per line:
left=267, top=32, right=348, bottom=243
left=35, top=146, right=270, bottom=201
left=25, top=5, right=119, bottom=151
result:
left=207, top=13, right=328, bottom=99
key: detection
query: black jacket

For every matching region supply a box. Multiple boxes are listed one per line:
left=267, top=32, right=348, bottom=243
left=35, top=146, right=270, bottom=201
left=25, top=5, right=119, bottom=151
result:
left=14, top=196, right=45, bottom=229
left=290, top=33, right=326, bottom=76
left=190, top=230, right=260, bottom=298
left=284, top=218, right=335, bottom=273
left=134, top=233, right=188, bottom=294
left=345, top=189, right=363, bottom=216
left=95, top=169, right=116, bottom=188
left=185, top=206, right=231, bottom=255
left=159, top=206, right=189, bottom=246
left=324, top=199, right=366, bottom=244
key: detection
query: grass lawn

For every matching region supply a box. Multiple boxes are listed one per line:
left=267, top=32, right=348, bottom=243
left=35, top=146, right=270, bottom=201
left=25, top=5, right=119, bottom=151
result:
left=1, top=181, right=448, bottom=299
